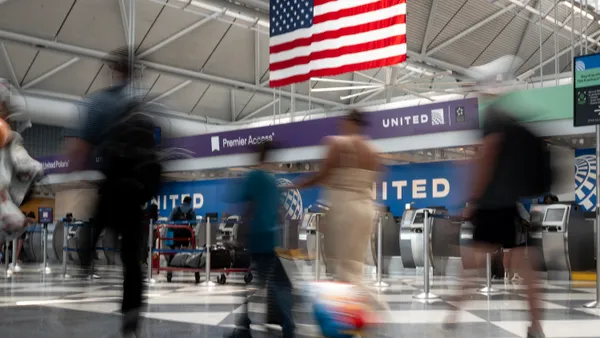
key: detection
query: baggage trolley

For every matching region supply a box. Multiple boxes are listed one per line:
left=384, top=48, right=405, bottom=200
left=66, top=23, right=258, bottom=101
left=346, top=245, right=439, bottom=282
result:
left=154, top=223, right=205, bottom=283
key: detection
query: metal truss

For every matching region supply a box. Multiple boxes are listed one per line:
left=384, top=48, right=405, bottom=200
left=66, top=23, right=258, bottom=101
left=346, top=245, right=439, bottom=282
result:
left=0, top=30, right=342, bottom=109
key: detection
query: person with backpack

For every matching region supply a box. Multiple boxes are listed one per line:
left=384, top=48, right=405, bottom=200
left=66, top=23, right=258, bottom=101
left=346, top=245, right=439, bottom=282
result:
left=444, top=105, right=549, bottom=338
left=66, top=47, right=161, bottom=338
left=168, top=196, right=196, bottom=256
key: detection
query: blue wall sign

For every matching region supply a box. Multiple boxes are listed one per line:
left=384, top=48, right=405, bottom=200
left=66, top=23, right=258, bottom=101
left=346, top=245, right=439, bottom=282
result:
left=150, top=161, right=473, bottom=219
left=575, top=148, right=596, bottom=211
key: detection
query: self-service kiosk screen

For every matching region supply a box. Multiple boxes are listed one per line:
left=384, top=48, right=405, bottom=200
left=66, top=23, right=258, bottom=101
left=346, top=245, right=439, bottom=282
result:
left=544, top=209, right=565, bottom=223
left=224, top=222, right=235, bottom=229
left=300, top=215, right=312, bottom=229
left=402, top=210, right=415, bottom=226
left=413, top=212, right=424, bottom=225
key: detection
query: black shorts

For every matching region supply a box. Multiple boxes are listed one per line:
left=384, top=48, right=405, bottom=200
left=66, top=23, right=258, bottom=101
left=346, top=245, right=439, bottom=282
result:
left=472, top=207, right=518, bottom=249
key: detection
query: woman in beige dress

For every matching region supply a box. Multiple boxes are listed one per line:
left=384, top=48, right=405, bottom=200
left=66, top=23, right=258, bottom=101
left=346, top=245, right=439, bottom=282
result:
left=296, top=110, right=380, bottom=287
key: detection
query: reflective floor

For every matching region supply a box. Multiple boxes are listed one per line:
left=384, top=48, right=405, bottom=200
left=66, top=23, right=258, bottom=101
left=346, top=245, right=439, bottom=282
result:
left=1, top=265, right=599, bottom=337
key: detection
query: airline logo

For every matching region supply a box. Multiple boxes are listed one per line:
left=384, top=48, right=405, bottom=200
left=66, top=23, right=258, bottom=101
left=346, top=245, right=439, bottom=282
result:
left=431, top=108, right=445, bottom=125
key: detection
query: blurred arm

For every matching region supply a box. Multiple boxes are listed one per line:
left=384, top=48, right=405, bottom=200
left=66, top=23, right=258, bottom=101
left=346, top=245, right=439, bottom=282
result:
left=297, top=137, right=337, bottom=189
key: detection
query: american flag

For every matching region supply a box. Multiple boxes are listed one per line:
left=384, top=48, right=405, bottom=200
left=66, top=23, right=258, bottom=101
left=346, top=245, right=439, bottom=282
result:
left=269, top=0, right=407, bottom=88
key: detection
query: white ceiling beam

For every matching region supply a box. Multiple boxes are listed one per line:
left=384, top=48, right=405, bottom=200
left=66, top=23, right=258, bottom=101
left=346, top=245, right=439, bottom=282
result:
left=138, top=11, right=223, bottom=58
left=237, top=99, right=280, bottom=121
left=395, top=87, right=435, bottom=102
left=149, top=80, right=192, bottom=102
left=505, top=0, right=600, bottom=48
left=0, top=42, right=19, bottom=88
left=254, top=29, right=260, bottom=86
left=21, top=57, right=80, bottom=90
left=0, top=30, right=344, bottom=108
left=427, top=3, right=518, bottom=56
left=522, top=28, right=600, bottom=76
left=356, top=88, right=385, bottom=103
left=118, top=0, right=129, bottom=45
left=235, top=0, right=270, bottom=12
left=421, top=0, right=439, bottom=55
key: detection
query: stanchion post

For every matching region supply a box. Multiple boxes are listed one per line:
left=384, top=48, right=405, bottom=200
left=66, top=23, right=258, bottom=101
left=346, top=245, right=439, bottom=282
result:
left=585, top=130, right=600, bottom=308
left=62, top=223, right=69, bottom=278
left=478, top=252, right=499, bottom=294
left=11, top=238, right=17, bottom=271
left=372, top=216, right=389, bottom=288
left=414, top=210, right=439, bottom=300
left=40, top=224, right=51, bottom=275
left=200, top=217, right=215, bottom=287
left=4, top=240, right=10, bottom=277
left=146, top=219, right=155, bottom=284
left=315, top=214, right=321, bottom=281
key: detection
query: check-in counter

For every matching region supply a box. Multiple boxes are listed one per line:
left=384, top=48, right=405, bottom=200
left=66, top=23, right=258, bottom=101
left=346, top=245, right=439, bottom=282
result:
left=529, top=203, right=595, bottom=280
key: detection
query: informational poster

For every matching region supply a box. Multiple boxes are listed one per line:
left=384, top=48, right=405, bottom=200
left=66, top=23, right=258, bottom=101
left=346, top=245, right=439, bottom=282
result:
left=574, top=53, right=600, bottom=126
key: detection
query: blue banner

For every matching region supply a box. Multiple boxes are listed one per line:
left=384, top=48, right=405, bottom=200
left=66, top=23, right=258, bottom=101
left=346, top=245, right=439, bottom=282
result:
left=575, top=148, right=596, bottom=211
left=152, top=161, right=473, bottom=219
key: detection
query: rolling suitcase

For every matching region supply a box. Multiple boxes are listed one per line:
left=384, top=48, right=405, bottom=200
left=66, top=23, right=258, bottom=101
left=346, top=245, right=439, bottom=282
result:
left=170, top=253, right=191, bottom=267
left=209, top=244, right=232, bottom=269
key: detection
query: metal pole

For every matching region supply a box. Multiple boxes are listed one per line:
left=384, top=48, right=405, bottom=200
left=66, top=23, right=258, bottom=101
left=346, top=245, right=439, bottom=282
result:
left=372, top=215, right=389, bottom=288
left=4, top=240, right=10, bottom=277
left=315, top=214, right=321, bottom=281
left=128, top=0, right=136, bottom=94
left=40, top=224, right=51, bottom=274
left=478, top=252, right=500, bottom=294
left=11, top=238, right=17, bottom=271
left=146, top=219, right=155, bottom=284
left=200, top=217, right=215, bottom=286
left=554, top=0, right=559, bottom=87
left=571, top=0, right=575, bottom=83
left=414, top=210, right=438, bottom=300
left=584, top=125, right=600, bottom=308
left=539, top=0, right=543, bottom=87
left=62, top=223, right=68, bottom=278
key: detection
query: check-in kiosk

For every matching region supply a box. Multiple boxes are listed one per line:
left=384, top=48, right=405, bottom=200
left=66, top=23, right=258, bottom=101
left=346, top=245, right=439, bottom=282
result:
left=430, top=208, right=462, bottom=276
left=217, top=216, right=241, bottom=243
left=530, top=203, right=595, bottom=280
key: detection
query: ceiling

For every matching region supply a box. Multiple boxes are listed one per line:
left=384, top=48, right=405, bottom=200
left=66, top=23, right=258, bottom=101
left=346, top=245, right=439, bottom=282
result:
left=0, top=0, right=597, bottom=125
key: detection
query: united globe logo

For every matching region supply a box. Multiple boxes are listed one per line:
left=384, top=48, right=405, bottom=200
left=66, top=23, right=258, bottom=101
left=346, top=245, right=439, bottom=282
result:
left=276, top=178, right=303, bottom=220
left=575, top=154, right=597, bottom=211
left=575, top=60, right=586, bottom=72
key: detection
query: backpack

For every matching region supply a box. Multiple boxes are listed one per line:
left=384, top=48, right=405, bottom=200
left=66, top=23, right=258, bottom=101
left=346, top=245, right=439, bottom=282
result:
left=99, top=101, right=162, bottom=203
left=172, top=206, right=194, bottom=221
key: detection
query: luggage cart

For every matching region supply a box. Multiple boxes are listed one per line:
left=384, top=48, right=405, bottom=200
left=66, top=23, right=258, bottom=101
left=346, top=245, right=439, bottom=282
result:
left=154, top=223, right=205, bottom=283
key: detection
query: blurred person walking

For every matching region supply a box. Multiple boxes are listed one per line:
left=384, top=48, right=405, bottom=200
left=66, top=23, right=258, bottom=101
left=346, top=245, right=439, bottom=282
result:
left=227, top=141, right=295, bottom=338
left=66, top=47, right=162, bottom=338
left=295, top=110, right=389, bottom=313
left=444, top=105, right=551, bottom=338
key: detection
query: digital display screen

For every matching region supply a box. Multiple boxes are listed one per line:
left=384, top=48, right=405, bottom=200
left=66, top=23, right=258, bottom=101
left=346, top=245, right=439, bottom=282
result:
left=224, top=223, right=235, bottom=229
left=413, top=212, right=424, bottom=224
left=544, top=209, right=565, bottom=223
left=301, top=215, right=312, bottom=229
left=38, top=207, right=53, bottom=224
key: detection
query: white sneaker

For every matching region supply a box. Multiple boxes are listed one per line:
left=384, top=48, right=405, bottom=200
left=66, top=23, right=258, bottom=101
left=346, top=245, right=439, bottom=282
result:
left=13, top=264, right=21, bottom=272
left=512, top=273, right=524, bottom=282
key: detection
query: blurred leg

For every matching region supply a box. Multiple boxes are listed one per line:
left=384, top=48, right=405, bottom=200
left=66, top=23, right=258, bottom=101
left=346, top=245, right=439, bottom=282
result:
left=512, top=246, right=542, bottom=335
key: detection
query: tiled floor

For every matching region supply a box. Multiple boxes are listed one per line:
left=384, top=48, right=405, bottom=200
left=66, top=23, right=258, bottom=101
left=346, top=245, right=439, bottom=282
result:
left=1, top=265, right=599, bottom=337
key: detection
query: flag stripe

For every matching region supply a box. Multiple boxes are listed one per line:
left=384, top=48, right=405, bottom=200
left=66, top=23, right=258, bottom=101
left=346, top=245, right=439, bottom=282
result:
left=270, top=28, right=407, bottom=69
left=270, top=54, right=406, bottom=88
left=269, top=3, right=406, bottom=47
left=314, top=0, right=400, bottom=24
left=313, top=0, right=381, bottom=17
left=270, top=44, right=407, bottom=81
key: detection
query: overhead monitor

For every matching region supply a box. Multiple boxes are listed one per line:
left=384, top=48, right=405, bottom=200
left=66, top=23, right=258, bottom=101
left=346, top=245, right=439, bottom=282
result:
left=574, top=52, right=600, bottom=126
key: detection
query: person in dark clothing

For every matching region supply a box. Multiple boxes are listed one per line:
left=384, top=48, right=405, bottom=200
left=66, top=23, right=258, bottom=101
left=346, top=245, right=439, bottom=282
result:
left=66, top=47, right=150, bottom=338
left=445, top=107, right=544, bottom=338
left=227, top=141, right=295, bottom=338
